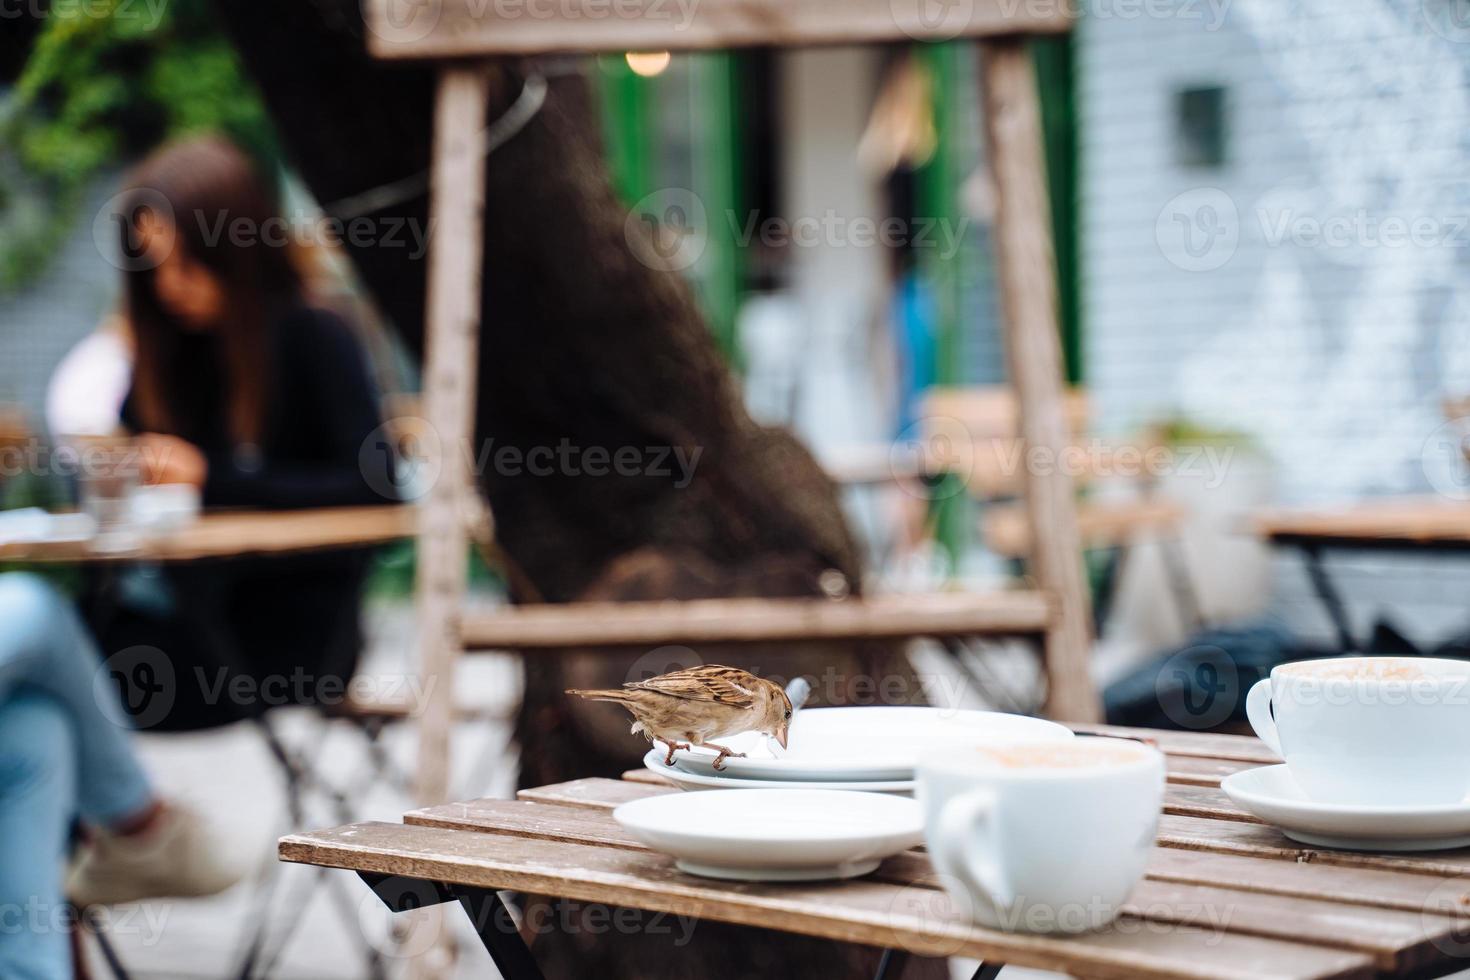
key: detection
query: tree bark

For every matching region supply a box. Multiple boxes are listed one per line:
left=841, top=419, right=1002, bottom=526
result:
left=214, top=5, right=941, bottom=977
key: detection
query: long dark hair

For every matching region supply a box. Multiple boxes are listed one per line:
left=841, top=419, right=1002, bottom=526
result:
left=120, top=136, right=303, bottom=448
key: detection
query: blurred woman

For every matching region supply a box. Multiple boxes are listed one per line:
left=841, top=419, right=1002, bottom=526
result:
left=0, top=136, right=397, bottom=975
left=91, top=135, right=398, bottom=731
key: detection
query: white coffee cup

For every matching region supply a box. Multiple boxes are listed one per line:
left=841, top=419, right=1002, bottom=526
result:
left=1246, top=656, right=1470, bottom=806
left=917, top=738, right=1164, bottom=934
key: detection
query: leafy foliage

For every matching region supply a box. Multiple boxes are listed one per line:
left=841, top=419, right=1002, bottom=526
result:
left=0, top=0, right=278, bottom=289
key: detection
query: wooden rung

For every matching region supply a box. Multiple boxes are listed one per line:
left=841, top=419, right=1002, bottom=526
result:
left=818, top=443, right=950, bottom=487
left=820, top=436, right=1113, bottom=496
left=461, top=591, right=1053, bottom=650
left=364, top=0, right=1071, bottom=59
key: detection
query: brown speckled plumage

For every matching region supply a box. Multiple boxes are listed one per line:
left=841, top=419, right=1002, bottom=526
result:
left=567, top=665, right=792, bottom=769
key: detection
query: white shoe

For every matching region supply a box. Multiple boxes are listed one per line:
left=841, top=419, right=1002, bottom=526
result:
left=67, top=803, right=244, bottom=908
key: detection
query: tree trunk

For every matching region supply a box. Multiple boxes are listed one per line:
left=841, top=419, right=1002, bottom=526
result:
left=214, top=5, right=941, bottom=977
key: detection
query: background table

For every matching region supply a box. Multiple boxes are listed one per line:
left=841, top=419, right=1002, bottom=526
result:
left=0, top=504, right=419, bottom=976
left=0, top=504, right=416, bottom=563
left=281, top=723, right=1470, bottom=980
left=1255, top=498, right=1470, bottom=651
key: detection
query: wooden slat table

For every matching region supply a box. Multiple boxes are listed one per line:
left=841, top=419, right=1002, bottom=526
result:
left=279, top=724, right=1470, bottom=979
left=1254, top=498, right=1470, bottom=651
left=0, top=504, right=416, bottom=563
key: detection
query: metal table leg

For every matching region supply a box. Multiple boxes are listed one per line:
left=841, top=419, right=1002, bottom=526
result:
left=1299, top=544, right=1358, bottom=653
left=873, top=947, right=908, bottom=980
left=453, top=886, right=547, bottom=980
left=84, top=907, right=133, bottom=980
left=358, top=873, right=546, bottom=980
left=873, top=948, right=1003, bottom=980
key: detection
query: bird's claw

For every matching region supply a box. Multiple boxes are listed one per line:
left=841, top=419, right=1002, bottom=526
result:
left=709, top=749, right=747, bottom=771
left=660, top=740, right=692, bottom=765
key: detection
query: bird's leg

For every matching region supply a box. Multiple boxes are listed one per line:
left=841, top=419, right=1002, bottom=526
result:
left=703, top=742, right=748, bottom=771
left=659, top=739, right=692, bottom=765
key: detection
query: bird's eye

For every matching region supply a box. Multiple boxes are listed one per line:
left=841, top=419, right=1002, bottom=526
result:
left=785, top=709, right=792, bottom=720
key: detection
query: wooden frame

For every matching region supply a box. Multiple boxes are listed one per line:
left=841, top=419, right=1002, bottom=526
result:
left=977, top=37, right=1093, bottom=721
left=402, top=14, right=1100, bottom=830
left=414, top=67, right=492, bottom=809
left=364, top=0, right=1071, bottom=59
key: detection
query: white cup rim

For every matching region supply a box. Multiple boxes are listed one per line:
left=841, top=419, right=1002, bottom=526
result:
left=1271, top=656, right=1470, bottom=685
left=919, top=737, right=1163, bottom=782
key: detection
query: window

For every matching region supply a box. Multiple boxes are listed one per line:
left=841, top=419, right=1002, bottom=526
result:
left=1175, top=86, right=1227, bottom=168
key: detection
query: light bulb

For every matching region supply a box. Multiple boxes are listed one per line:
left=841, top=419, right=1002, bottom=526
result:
left=626, top=51, right=672, bottom=77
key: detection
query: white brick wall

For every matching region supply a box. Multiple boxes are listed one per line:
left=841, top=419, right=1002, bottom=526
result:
left=0, top=179, right=120, bottom=429
left=1077, top=0, right=1470, bottom=645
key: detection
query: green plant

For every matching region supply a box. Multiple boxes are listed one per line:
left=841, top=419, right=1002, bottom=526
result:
left=1150, top=416, right=1256, bottom=449
left=1, top=0, right=278, bottom=289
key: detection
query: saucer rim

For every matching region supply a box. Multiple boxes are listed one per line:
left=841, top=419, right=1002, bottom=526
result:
left=1223, top=764, right=1470, bottom=816
left=669, top=706, right=1074, bottom=781
left=644, top=750, right=916, bottom=792
left=671, top=857, right=882, bottom=881
left=614, top=787, right=923, bottom=845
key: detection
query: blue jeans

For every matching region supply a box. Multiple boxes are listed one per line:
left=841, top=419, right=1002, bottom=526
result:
left=0, top=573, right=155, bottom=980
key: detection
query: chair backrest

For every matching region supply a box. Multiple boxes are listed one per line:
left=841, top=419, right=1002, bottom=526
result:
left=918, top=385, right=1091, bottom=497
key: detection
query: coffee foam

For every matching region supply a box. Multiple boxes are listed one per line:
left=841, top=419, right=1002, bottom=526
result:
left=974, top=742, right=1148, bottom=770
left=1279, top=660, right=1429, bottom=682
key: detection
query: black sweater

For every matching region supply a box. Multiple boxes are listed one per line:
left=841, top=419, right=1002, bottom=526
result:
left=123, top=304, right=397, bottom=509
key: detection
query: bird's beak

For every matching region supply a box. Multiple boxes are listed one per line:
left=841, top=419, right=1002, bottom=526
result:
left=775, top=722, right=789, bottom=750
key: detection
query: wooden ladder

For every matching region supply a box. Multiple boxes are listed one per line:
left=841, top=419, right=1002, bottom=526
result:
left=364, top=0, right=1100, bottom=812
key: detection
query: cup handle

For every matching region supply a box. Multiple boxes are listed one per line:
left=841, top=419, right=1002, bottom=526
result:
left=1245, top=678, right=1282, bottom=757
left=931, top=789, right=1013, bottom=911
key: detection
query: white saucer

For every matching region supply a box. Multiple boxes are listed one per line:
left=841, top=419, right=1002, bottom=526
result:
left=668, top=706, right=1072, bottom=782
left=614, top=788, right=923, bottom=881
left=646, top=751, right=915, bottom=794
left=1221, top=765, right=1470, bottom=851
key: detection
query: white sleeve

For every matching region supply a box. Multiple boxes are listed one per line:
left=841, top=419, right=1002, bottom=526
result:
left=46, top=330, right=133, bottom=437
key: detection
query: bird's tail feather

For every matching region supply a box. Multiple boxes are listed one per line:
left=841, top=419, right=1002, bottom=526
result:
left=565, top=688, right=632, bottom=703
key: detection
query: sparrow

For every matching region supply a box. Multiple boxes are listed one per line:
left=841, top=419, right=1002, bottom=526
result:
left=567, top=664, right=793, bottom=770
